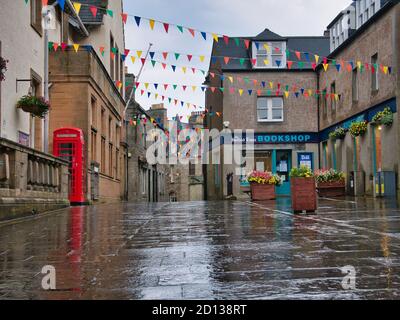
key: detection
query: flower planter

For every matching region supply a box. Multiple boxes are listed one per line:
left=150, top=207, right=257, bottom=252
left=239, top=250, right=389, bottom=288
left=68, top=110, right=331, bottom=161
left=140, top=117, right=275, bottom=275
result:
left=17, top=95, right=50, bottom=118
left=250, top=183, right=276, bottom=201
left=317, top=180, right=346, bottom=197
left=291, top=177, right=317, bottom=212
left=19, top=104, right=46, bottom=117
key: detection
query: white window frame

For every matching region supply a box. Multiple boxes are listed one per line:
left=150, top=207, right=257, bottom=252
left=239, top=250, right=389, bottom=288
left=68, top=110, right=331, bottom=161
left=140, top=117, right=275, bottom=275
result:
left=257, top=97, right=284, bottom=123
left=252, top=41, right=286, bottom=69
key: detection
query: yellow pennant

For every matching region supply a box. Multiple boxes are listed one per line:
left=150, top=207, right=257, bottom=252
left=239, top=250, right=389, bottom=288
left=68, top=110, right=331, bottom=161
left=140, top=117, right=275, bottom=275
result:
left=144, top=83, right=149, bottom=89
left=73, top=2, right=82, bottom=14
left=73, top=44, right=80, bottom=52
left=284, top=91, right=289, bottom=98
left=269, top=82, right=274, bottom=89
left=137, top=50, right=142, bottom=58
left=239, top=89, right=243, bottom=96
left=264, top=59, right=269, bottom=66
left=308, top=89, right=313, bottom=96
left=192, top=86, right=197, bottom=92
left=131, top=56, right=136, bottom=64
left=199, top=55, right=205, bottom=62
left=212, top=33, right=219, bottom=42
left=263, top=43, right=269, bottom=51
left=182, top=67, right=187, bottom=73
left=335, top=94, right=340, bottom=101
left=228, top=76, right=233, bottom=83
left=383, top=66, right=388, bottom=74
left=357, top=61, right=362, bottom=69
left=314, top=55, right=320, bottom=64
left=323, top=63, right=329, bottom=72
left=155, top=94, right=158, bottom=99
left=149, top=19, right=155, bottom=30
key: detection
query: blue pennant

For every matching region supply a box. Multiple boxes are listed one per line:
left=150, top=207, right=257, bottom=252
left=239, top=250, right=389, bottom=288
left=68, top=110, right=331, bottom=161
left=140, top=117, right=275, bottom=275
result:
left=301, top=88, right=305, bottom=94
left=211, top=57, right=217, bottom=65
left=275, top=60, right=281, bottom=67
left=295, top=92, right=299, bottom=98
left=134, top=16, right=141, bottom=27
left=255, top=42, right=260, bottom=50
left=220, top=75, right=225, bottom=81
left=335, top=64, right=341, bottom=72
left=261, top=81, right=266, bottom=88
left=248, top=90, right=253, bottom=95
left=147, top=92, right=151, bottom=98
left=201, top=87, right=206, bottom=92
left=154, top=84, right=158, bottom=90
left=149, top=52, right=155, bottom=59
left=201, top=32, right=207, bottom=40
left=121, top=54, right=127, bottom=61
left=172, top=65, right=176, bottom=72
left=304, top=52, right=310, bottom=62
left=58, top=0, right=65, bottom=11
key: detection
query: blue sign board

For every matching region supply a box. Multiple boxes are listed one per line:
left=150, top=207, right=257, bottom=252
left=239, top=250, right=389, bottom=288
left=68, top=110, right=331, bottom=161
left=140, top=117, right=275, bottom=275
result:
left=298, top=152, right=314, bottom=170
left=254, top=133, right=319, bottom=144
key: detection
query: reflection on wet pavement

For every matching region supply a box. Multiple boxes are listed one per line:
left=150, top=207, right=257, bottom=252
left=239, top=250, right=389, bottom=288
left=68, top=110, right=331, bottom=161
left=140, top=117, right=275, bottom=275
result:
left=1, top=197, right=400, bottom=300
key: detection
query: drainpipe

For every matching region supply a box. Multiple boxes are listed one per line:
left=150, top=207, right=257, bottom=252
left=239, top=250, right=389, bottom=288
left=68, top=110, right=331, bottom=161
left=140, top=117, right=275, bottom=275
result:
left=317, top=70, right=321, bottom=169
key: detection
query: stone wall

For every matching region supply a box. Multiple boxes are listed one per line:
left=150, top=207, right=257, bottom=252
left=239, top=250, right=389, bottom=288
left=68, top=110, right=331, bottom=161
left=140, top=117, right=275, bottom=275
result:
left=0, top=138, right=69, bottom=221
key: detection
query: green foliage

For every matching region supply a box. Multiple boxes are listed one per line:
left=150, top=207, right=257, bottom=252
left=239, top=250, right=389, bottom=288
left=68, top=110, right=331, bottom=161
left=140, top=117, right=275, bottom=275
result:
left=349, top=121, right=367, bottom=138
left=372, top=107, right=393, bottom=127
left=329, top=127, right=347, bottom=140
left=289, top=165, right=314, bottom=178
left=315, top=169, right=345, bottom=183
left=17, top=95, right=50, bottom=118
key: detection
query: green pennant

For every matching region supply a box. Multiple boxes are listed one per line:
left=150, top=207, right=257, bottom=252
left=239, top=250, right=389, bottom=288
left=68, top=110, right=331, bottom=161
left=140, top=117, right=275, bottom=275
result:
left=106, top=9, right=113, bottom=17
left=173, top=85, right=177, bottom=90
left=200, top=70, right=205, bottom=75
left=244, top=77, right=249, bottom=84
left=219, top=88, right=225, bottom=93
left=168, top=98, right=172, bottom=103
left=298, top=61, right=304, bottom=69
left=48, top=42, right=54, bottom=50
left=174, top=53, right=180, bottom=60
left=111, top=47, right=117, bottom=54
left=239, top=58, right=245, bottom=66
left=285, top=85, right=289, bottom=91
left=267, top=90, right=271, bottom=96
left=234, top=38, right=240, bottom=46
left=151, top=60, right=156, bottom=67
left=177, top=26, right=184, bottom=33
left=331, top=59, right=336, bottom=66
left=25, top=0, right=28, bottom=4
left=286, top=49, right=290, bottom=59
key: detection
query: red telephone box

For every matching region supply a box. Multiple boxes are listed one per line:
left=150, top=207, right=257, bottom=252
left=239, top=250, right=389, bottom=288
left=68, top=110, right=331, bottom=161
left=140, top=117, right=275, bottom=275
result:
left=53, top=128, right=85, bottom=205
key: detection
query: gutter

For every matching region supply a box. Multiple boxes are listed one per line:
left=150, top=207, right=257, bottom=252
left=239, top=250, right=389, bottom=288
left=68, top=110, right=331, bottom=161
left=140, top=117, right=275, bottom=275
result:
left=66, top=0, right=89, bottom=37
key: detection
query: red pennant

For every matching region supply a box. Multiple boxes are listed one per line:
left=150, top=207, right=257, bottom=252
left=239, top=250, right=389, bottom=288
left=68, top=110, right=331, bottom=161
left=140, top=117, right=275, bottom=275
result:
left=253, top=79, right=258, bottom=85
left=124, top=49, right=130, bottom=56
left=140, top=90, right=144, bottom=96
left=90, top=6, right=97, bottom=17
left=191, top=68, right=196, bottom=74
left=141, top=58, right=146, bottom=65
left=223, top=35, right=229, bottom=45
left=187, top=55, right=193, bottom=62
left=295, top=51, right=301, bottom=60
left=135, top=82, right=140, bottom=88
left=164, top=84, right=169, bottom=90
left=162, top=52, right=168, bottom=60
left=121, top=13, right=128, bottom=24
left=224, top=57, right=230, bottom=65
left=277, top=83, right=281, bottom=90
left=61, top=42, right=68, bottom=51
left=188, top=28, right=195, bottom=37
left=257, top=90, right=262, bottom=96
left=99, top=46, right=105, bottom=55
left=244, top=40, right=250, bottom=49
left=312, top=63, right=317, bottom=70
left=161, top=63, right=167, bottom=69
left=229, top=88, right=235, bottom=94
left=210, top=72, right=215, bottom=78
left=251, top=59, right=256, bottom=66
left=347, top=64, right=352, bottom=72
left=323, top=57, right=328, bottom=64
left=53, top=42, right=59, bottom=51
left=182, top=85, right=187, bottom=91
left=110, top=52, right=115, bottom=60
left=210, top=87, right=216, bottom=93
left=287, top=61, right=293, bottom=69
left=163, top=23, right=169, bottom=33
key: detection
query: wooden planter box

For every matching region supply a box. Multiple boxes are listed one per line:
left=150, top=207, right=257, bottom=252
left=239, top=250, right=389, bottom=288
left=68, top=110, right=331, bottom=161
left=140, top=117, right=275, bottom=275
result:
left=317, top=180, right=346, bottom=197
left=250, top=183, right=276, bottom=201
left=291, top=177, right=317, bottom=212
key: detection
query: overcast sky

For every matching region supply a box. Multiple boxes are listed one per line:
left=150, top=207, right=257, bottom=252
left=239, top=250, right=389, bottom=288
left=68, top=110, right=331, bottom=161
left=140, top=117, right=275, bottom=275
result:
left=123, top=0, right=351, bottom=121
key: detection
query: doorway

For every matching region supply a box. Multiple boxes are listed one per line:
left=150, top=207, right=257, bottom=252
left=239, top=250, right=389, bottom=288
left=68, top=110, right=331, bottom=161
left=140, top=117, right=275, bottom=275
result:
left=275, top=150, right=292, bottom=196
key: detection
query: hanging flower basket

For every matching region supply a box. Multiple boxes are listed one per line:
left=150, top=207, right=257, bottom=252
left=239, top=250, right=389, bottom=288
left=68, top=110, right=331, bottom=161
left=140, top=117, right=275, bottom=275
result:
left=329, top=127, right=347, bottom=141
left=290, top=166, right=317, bottom=212
left=247, top=171, right=281, bottom=201
left=0, top=56, right=8, bottom=82
left=17, top=95, right=50, bottom=118
left=315, top=169, right=346, bottom=197
left=371, top=108, right=393, bottom=127
left=349, top=121, right=367, bottom=138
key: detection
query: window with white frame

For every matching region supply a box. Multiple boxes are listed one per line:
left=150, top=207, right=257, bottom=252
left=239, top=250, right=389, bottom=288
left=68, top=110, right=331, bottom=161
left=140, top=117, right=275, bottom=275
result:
left=253, top=42, right=286, bottom=69
left=257, top=97, right=284, bottom=122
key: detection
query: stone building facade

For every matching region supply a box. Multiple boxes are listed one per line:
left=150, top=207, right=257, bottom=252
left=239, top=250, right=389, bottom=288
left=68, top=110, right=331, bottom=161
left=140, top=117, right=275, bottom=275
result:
left=319, top=0, right=400, bottom=196
left=205, top=30, right=329, bottom=200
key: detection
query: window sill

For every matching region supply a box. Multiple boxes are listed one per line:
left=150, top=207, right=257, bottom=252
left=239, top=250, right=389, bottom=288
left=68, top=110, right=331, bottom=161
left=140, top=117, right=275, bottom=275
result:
left=257, top=120, right=284, bottom=123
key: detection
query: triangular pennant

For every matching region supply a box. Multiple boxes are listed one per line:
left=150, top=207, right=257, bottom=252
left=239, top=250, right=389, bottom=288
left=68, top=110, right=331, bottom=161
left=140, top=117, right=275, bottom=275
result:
left=224, top=57, right=230, bottom=65
left=121, top=13, right=128, bottom=24
left=201, top=32, right=207, bottom=40
left=212, top=33, right=219, bottom=42
left=130, top=56, right=136, bottom=64
left=174, top=53, right=180, bottom=60
left=187, top=55, right=193, bottom=62
left=73, top=44, right=80, bottom=53
left=149, top=19, right=155, bottom=30
left=90, top=6, right=97, bottom=17
left=177, top=25, right=184, bottom=33
left=188, top=28, right=195, bottom=37
left=163, top=23, right=169, bottom=33
left=199, top=55, right=205, bottom=63
left=137, top=50, right=143, bottom=58
left=73, top=2, right=81, bottom=14
left=106, top=9, right=113, bottom=17
left=162, top=52, right=168, bottom=60
left=295, top=51, right=301, bottom=60
left=134, top=16, right=141, bottom=26
left=244, top=40, right=250, bottom=49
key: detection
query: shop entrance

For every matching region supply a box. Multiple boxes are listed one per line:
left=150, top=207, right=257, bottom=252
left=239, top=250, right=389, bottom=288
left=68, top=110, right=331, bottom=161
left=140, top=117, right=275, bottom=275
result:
left=275, top=150, right=292, bottom=196
left=254, top=150, right=292, bottom=196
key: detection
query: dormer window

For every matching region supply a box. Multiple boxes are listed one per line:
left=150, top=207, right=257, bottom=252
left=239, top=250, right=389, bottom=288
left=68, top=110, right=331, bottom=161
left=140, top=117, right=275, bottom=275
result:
left=252, top=41, right=286, bottom=69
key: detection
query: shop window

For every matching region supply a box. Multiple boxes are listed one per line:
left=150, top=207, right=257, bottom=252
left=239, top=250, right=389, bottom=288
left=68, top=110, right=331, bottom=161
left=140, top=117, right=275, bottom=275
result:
left=257, top=97, right=283, bottom=122
left=371, top=53, right=379, bottom=92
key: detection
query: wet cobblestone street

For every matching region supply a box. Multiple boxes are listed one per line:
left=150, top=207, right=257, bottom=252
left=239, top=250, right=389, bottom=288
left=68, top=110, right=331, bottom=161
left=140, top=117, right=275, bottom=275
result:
left=1, top=198, right=400, bottom=300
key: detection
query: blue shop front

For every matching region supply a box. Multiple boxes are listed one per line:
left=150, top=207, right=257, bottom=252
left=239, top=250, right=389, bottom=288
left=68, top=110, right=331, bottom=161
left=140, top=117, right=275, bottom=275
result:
left=238, top=132, right=319, bottom=196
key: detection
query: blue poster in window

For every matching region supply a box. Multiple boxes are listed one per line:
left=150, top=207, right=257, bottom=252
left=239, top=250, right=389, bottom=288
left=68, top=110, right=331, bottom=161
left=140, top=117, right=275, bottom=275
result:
left=298, top=153, right=313, bottom=170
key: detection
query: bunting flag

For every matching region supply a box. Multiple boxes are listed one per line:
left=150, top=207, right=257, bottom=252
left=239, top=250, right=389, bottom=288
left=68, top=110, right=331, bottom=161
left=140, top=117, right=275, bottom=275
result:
left=73, top=44, right=80, bottom=52
left=73, top=2, right=82, bottom=14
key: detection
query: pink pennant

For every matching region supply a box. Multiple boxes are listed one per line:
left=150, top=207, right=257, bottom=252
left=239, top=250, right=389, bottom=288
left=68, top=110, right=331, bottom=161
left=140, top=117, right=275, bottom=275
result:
left=191, top=68, right=196, bottom=74
left=161, top=63, right=167, bottom=69
left=223, top=35, right=229, bottom=45
left=224, top=57, right=230, bottom=65
left=163, top=23, right=169, bottom=33
left=188, top=28, right=195, bottom=37
left=251, top=59, right=257, bottom=66
left=295, top=51, right=301, bottom=60
left=287, top=61, right=293, bottom=69
left=244, top=40, right=250, bottom=49
left=210, top=72, right=215, bottom=78
left=61, top=42, right=68, bottom=51
left=90, top=6, right=97, bottom=17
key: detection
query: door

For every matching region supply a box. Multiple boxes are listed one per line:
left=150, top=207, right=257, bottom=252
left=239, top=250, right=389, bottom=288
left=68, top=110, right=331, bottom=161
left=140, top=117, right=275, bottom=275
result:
left=275, top=150, right=292, bottom=196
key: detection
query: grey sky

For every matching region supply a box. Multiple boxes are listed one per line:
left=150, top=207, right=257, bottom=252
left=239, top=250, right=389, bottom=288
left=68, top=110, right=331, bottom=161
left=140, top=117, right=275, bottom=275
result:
left=123, top=0, right=351, bottom=120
